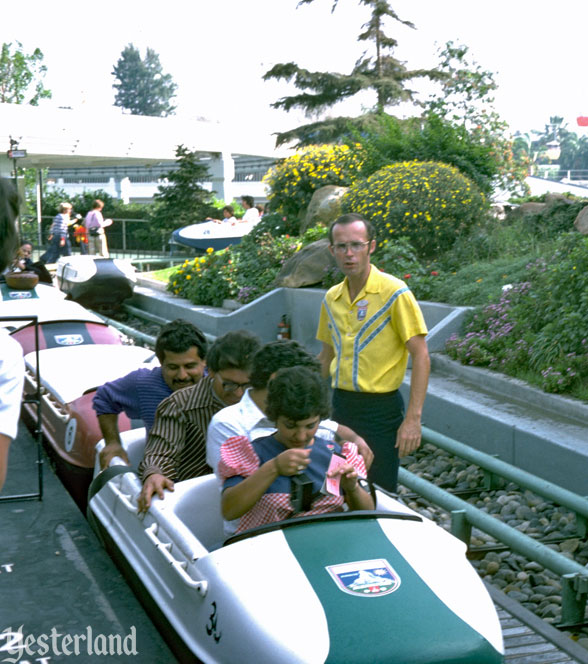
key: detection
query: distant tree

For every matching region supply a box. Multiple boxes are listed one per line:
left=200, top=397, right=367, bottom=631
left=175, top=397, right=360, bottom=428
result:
left=263, top=0, right=444, bottom=147
left=0, top=41, right=51, bottom=105
left=112, top=44, right=177, bottom=117
left=150, top=145, right=216, bottom=236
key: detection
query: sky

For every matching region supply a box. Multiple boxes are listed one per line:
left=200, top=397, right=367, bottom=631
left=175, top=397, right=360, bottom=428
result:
left=2, top=0, right=588, bottom=146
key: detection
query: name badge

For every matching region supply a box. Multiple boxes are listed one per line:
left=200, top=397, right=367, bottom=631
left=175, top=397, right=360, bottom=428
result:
left=356, top=299, right=369, bottom=321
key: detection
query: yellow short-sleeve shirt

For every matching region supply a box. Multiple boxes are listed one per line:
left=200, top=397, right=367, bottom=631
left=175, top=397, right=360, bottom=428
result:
left=316, top=265, right=427, bottom=393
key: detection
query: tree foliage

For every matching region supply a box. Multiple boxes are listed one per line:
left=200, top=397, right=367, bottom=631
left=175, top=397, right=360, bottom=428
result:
left=264, top=0, right=444, bottom=147
left=0, top=41, right=51, bottom=105
left=112, top=44, right=177, bottom=117
left=423, top=41, right=527, bottom=194
left=150, top=145, right=216, bottom=234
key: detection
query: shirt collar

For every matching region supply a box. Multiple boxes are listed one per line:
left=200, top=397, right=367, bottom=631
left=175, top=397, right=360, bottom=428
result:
left=332, top=264, right=380, bottom=302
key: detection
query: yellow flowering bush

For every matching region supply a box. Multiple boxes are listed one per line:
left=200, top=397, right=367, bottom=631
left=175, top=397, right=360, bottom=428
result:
left=342, top=160, right=488, bottom=258
left=264, top=144, right=365, bottom=222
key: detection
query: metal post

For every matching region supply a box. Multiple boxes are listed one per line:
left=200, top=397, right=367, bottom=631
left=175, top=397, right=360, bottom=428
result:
left=36, top=168, right=43, bottom=247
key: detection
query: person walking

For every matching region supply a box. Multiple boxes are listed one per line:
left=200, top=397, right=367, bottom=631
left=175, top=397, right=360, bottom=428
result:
left=84, top=199, right=111, bottom=257
left=40, top=202, right=74, bottom=264
left=316, top=213, right=430, bottom=493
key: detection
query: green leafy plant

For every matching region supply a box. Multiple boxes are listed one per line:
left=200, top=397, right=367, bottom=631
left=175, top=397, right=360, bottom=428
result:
left=342, top=160, right=488, bottom=258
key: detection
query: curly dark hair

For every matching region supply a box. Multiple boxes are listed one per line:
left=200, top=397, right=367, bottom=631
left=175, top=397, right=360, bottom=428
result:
left=206, top=329, right=262, bottom=373
left=266, top=366, right=330, bottom=423
left=155, top=319, right=208, bottom=362
left=0, top=178, right=19, bottom=272
left=249, top=340, right=321, bottom=390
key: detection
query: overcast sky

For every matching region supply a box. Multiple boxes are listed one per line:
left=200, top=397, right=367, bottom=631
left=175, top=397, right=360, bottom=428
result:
left=2, top=0, right=587, bottom=143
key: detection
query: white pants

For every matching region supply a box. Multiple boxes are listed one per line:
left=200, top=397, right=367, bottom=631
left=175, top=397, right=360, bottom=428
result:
left=88, top=230, right=109, bottom=257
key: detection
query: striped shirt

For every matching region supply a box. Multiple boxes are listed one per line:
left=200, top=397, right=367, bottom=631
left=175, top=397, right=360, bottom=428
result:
left=93, top=366, right=171, bottom=433
left=138, top=376, right=225, bottom=482
left=316, top=264, right=427, bottom=392
left=49, top=213, right=71, bottom=236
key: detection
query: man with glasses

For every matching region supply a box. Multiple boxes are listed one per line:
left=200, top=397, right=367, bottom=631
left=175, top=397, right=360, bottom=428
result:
left=137, top=330, right=261, bottom=512
left=317, top=213, right=430, bottom=493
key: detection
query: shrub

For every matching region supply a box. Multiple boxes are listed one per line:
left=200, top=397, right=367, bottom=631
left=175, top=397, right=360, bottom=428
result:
left=446, top=233, right=588, bottom=396
left=342, top=160, right=488, bottom=258
left=263, top=144, right=365, bottom=222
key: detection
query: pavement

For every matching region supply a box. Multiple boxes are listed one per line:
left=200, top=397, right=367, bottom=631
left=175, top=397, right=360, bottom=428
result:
left=0, top=423, right=177, bottom=663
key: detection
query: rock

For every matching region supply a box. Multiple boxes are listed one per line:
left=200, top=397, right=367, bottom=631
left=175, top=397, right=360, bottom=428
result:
left=545, top=193, right=574, bottom=206
left=273, top=238, right=337, bottom=288
left=301, top=185, right=348, bottom=233
left=559, top=538, right=581, bottom=554
left=519, top=202, right=547, bottom=215
left=574, top=206, right=588, bottom=235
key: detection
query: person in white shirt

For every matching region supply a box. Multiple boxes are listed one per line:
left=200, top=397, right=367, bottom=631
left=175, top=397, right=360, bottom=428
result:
left=240, top=196, right=260, bottom=224
left=0, top=178, right=25, bottom=491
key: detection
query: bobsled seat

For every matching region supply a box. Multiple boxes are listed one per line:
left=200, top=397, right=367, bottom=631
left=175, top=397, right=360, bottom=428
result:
left=170, top=475, right=225, bottom=551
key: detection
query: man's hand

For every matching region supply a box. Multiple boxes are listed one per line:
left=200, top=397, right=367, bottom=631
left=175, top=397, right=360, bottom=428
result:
left=99, top=442, right=130, bottom=470
left=138, top=473, right=174, bottom=513
left=395, top=417, right=422, bottom=458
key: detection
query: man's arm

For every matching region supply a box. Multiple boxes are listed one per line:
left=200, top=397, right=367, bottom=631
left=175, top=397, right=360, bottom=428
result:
left=206, top=417, right=243, bottom=475
left=98, top=413, right=130, bottom=469
left=395, top=334, right=430, bottom=457
left=137, top=396, right=186, bottom=512
left=317, top=342, right=335, bottom=380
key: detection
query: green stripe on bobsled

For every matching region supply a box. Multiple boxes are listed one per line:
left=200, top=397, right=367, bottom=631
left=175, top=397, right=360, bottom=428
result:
left=284, top=518, right=502, bottom=664
left=1, top=283, right=39, bottom=300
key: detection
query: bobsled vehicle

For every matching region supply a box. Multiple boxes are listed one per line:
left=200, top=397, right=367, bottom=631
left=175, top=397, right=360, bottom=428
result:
left=171, top=219, right=258, bottom=252
left=55, top=255, right=136, bottom=310
left=1, top=277, right=158, bottom=508
left=89, top=431, right=504, bottom=664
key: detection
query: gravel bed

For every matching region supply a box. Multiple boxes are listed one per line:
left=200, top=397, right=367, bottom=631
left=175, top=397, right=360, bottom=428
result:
left=400, top=444, right=588, bottom=646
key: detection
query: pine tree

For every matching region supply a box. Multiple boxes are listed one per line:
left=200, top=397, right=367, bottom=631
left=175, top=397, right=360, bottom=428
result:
left=151, top=145, right=216, bottom=233
left=263, top=0, right=444, bottom=146
left=112, top=44, right=177, bottom=117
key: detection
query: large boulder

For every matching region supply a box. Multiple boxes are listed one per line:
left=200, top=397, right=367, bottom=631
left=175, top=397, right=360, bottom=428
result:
left=301, top=185, right=348, bottom=233
left=574, top=206, right=588, bottom=235
left=273, top=238, right=337, bottom=288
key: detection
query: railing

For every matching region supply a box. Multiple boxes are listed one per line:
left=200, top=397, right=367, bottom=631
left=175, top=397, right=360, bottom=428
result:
left=19, top=215, right=192, bottom=260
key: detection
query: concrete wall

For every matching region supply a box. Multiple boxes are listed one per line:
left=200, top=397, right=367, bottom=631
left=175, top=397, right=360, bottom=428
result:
left=131, top=283, right=466, bottom=352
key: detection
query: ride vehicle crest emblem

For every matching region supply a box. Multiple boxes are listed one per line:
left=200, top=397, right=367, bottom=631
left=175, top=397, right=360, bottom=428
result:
left=326, top=558, right=401, bottom=597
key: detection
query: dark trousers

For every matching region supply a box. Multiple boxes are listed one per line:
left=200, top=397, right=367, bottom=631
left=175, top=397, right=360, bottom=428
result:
left=40, top=235, right=71, bottom=264
left=332, top=388, right=405, bottom=493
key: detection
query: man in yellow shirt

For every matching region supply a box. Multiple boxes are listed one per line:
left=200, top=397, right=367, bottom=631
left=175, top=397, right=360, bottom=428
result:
left=317, top=213, right=430, bottom=492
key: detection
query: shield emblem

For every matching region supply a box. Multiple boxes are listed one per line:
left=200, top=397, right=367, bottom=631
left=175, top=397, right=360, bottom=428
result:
left=326, top=558, right=401, bottom=597
left=54, top=334, right=84, bottom=346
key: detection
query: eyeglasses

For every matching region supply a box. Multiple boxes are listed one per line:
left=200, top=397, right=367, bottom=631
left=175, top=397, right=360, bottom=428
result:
left=220, top=378, right=251, bottom=393
left=332, top=241, right=370, bottom=254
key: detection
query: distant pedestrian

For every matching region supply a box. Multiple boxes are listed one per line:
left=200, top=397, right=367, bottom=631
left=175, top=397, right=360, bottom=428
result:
left=40, top=202, right=74, bottom=264
left=84, top=199, right=111, bottom=257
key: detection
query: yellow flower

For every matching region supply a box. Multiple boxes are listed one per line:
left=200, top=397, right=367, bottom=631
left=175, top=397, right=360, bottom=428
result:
left=186, top=274, right=192, bottom=280
left=206, top=247, right=214, bottom=254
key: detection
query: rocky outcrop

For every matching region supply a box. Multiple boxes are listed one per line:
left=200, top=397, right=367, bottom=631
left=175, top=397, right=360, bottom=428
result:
left=273, top=238, right=337, bottom=288
left=301, top=185, right=347, bottom=233
left=574, top=206, right=588, bottom=235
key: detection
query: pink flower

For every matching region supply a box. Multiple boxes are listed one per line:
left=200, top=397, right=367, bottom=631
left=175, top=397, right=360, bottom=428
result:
left=431, top=270, right=439, bottom=276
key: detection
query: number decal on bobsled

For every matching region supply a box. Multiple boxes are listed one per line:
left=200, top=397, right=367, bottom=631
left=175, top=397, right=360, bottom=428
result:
left=205, top=601, right=222, bottom=643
